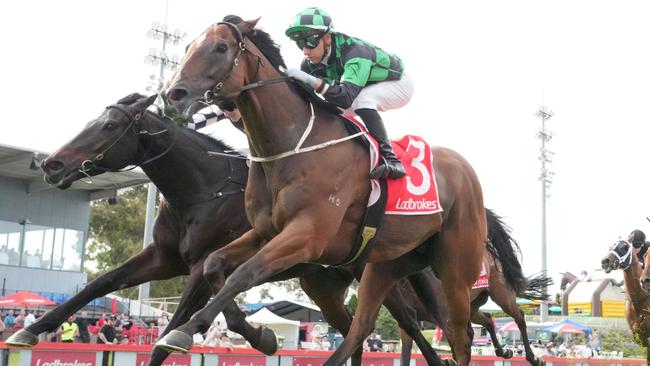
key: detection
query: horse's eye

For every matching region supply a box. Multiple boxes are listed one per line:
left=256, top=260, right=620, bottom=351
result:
left=215, top=43, right=227, bottom=53
left=103, top=122, right=117, bottom=131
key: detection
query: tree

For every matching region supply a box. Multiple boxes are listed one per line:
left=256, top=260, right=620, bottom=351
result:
left=87, top=185, right=186, bottom=301
left=601, top=329, right=645, bottom=358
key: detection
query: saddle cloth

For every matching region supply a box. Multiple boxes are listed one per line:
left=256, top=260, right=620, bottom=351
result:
left=343, top=116, right=443, bottom=216
left=472, top=262, right=489, bottom=289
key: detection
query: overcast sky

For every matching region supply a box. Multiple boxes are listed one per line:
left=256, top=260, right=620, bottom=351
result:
left=2, top=1, right=649, bottom=297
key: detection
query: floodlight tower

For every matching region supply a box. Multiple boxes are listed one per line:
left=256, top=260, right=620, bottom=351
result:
left=536, top=105, right=554, bottom=322
left=144, top=21, right=185, bottom=92
left=138, top=9, right=185, bottom=305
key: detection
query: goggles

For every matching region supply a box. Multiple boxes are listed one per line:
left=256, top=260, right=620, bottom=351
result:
left=291, top=31, right=325, bottom=50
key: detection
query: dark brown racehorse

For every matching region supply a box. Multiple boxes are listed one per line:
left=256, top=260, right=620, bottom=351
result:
left=4, top=93, right=445, bottom=366
left=161, top=19, right=487, bottom=366
left=605, top=239, right=650, bottom=364
left=5, top=94, right=276, bottom=365
left=400, top=210, right=551, bottom=366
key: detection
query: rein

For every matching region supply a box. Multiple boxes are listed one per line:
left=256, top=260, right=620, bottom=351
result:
left=201, top=22, right=367, bottom=163
left=78, top=105, right=177, bottom=180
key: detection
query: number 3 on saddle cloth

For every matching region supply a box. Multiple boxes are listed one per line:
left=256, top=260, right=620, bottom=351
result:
left=337, top=118, right=443, bottom=266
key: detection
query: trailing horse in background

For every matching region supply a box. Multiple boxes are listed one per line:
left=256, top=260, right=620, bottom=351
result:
left=161, top=18, right=488, bottom=366
left=400, top=210, right=551, bottom=366
left=5, top=93, right=444, bottom=366
left=602, top=239, right=650, bottom=365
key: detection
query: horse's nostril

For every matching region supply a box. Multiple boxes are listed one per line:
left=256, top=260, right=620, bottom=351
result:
left=168, top=88, right=188, bottom=102
left=43, top=159, right=64, bottom=174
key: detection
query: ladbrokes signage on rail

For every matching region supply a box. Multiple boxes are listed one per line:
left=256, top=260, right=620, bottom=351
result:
left=31, top=350, right=95, bottom=366
left=135, top=353, right=191, bottom=366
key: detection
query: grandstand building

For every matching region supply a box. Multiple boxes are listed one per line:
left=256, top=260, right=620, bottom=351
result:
left=0, top=143, right=148, bottom=302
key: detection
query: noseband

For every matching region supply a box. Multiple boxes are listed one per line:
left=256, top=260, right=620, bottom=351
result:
left=78, top=104, right=175, bottom=179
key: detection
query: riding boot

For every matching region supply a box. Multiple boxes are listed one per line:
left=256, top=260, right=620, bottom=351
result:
left=356, top=108, right=406, bottom=179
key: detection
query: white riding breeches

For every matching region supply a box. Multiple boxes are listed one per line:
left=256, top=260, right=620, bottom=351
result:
left=342, top=70, right=415, bottom=117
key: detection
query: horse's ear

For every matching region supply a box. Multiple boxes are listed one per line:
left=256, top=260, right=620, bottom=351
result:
left=133, top=94, right=158, bottom=113
left=238, top=17, right=260, bottom=36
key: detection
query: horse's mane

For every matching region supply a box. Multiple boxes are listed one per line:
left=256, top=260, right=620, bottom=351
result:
left=116, top=93, right=244, bottom=159
left=227, top=17, right=341, bottom=116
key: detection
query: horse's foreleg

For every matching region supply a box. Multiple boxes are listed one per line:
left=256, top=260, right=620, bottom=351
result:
left=383, top=284, right=444, bottom=366
left=9, top=244, right=183, bottom=346
left=148, top=263, right=211, bottom=366
left=324, top=261, right=400, bottom=366
left=159, top=225, right=322, bottom=352
left=300, top=267, right=363, bottom=366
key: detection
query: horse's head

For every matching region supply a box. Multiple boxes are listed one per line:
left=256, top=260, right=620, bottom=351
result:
left=601, top=240, right=632, bottom=273
left=559, top=272, right=577, bottom=291
left=42, top=93, right=157, bottom=189
left=162, top=17, right=260, bottom=122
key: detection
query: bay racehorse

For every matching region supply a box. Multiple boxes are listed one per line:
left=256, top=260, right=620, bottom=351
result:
left=602, top=239, right=650, bottom=364
left=401, top=210, right=551, bottom=366
left=5, top=93, right=447, bottom=366
left=161, top=18, right=487, bottom=366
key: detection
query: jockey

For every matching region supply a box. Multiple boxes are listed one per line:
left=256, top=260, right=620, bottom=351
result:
left=629, top=229, right=649, bottom=266
left=283, top=7, right=414, bottom=180
left=189, top=104, right=244, bottom=133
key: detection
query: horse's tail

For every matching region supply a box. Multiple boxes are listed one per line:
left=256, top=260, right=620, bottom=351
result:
left=485, top=208, right=528, bottom=296
left=520, top=272, right=553, bottom=300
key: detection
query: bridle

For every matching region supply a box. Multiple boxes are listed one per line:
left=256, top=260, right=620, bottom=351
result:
left=202, top=21, right=291, bottom=104
left=195, top=22, right=366, bottom=163
left=78, top=104, right=177, bottom=179
left=608, top=240, right=633, bottom=271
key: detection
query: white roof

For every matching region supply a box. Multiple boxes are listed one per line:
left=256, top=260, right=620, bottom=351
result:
left=246, top=307, right=300, bottom=326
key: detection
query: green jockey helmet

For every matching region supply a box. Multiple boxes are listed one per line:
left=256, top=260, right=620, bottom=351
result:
left=285, top=7, right=333, bottom=39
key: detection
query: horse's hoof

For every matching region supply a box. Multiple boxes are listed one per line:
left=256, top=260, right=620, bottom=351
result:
left=5, top=329, right=39, bottom=347
left=442, top=359, right=457, bottom=366
left=532, top=358, right=545, bottom=366
left=154, top=330, right=192, bottom=354
left=252, top=326, right=278, bottom=355
left=502, top=349, right=514, bottom=359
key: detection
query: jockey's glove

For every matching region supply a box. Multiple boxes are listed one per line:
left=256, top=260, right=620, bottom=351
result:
left=280, top=67, right=322, bottom=91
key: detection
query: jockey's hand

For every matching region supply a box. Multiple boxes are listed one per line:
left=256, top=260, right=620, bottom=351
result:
left=279, top=67, right=321, bottom=91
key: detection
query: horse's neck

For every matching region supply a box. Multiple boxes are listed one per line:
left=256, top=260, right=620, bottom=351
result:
left=238, top=47, right=340, bottom=159
left=624, top=254, right=647, bottom=309
left=137, top=116, right=234, bottom=198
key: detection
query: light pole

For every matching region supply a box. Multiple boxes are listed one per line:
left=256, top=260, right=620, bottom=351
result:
left=137, top=14, right=184, bottom=306
left=536, top=106, right=554, bottom=322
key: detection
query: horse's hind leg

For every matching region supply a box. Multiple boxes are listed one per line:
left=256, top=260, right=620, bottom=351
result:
left=469, top=308, right=509, bottom=358
left=8, top=244, right=185, bottom=347
left=300, top=267, right=363, bottom=366
left=383, top=282, right=444, bottom=366
left=497, top=295, right=538, bottom=366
